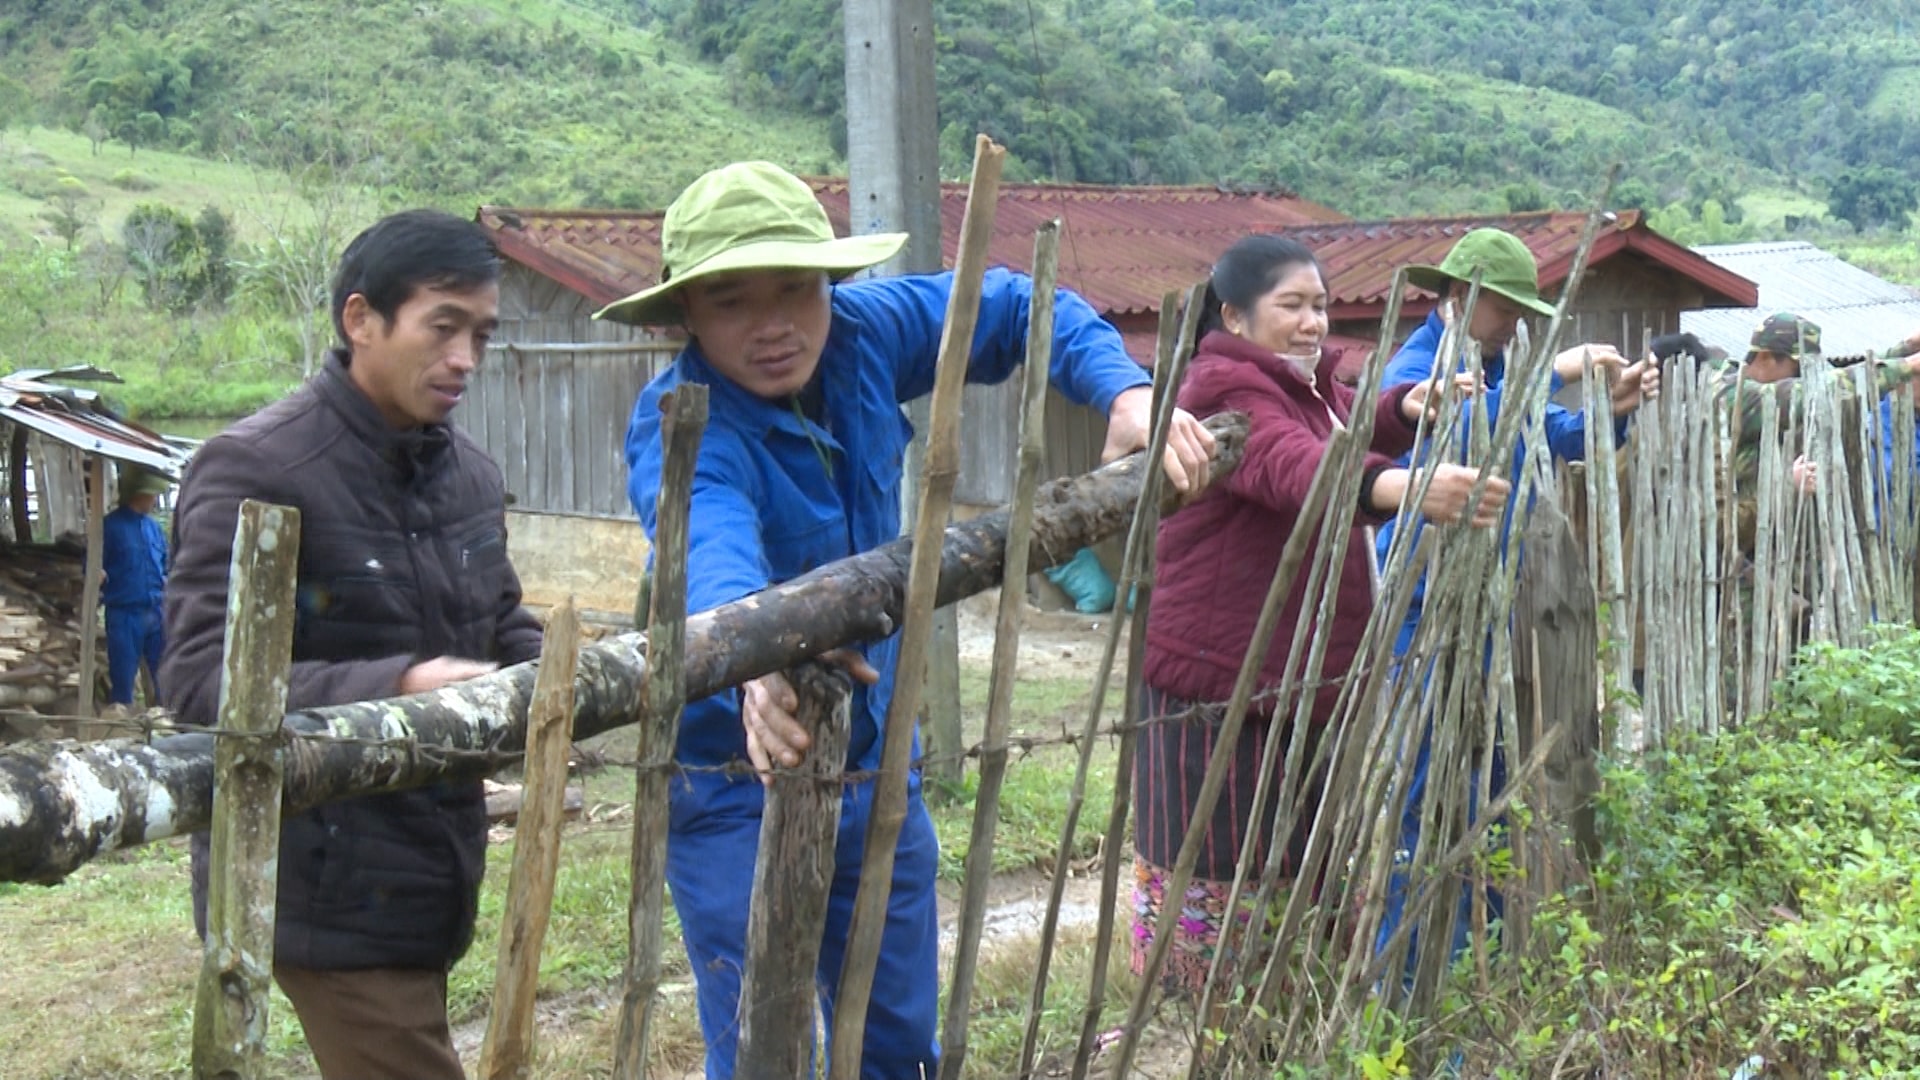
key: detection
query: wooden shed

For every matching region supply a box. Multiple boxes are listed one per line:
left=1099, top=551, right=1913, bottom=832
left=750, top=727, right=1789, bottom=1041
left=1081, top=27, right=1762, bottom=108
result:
left=1, top=367, right=192, bottom=727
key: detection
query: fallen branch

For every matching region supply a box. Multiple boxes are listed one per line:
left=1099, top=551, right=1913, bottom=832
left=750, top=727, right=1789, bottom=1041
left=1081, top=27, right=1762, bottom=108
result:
left=0, top=412, right=1248, bottom=885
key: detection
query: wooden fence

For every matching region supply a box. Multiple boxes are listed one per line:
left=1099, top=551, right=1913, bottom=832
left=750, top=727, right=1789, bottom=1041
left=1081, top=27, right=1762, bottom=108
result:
left=4, top=196, right=1919, bottom=1077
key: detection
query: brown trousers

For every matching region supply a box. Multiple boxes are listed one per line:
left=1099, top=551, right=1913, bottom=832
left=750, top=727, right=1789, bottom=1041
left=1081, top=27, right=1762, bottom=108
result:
left=275, top=965, right=465, bottom=1080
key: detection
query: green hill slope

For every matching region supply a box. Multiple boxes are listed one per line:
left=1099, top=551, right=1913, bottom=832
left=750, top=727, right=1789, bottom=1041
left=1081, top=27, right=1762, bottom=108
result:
left=0, top=0, right=839, bottom=212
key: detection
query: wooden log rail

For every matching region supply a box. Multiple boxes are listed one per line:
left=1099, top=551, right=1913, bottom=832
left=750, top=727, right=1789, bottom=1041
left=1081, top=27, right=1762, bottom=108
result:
left=0, top=412, right=1248, bottom=885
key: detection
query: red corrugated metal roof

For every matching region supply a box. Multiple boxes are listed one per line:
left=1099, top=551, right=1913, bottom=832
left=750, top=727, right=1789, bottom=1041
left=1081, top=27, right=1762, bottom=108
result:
left=477, top=179, right=1348, bottom=319
left=1278, top=210, right=1759, bottom=320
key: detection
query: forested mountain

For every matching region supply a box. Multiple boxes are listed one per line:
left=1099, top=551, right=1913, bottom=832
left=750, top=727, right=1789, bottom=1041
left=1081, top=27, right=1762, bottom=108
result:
left=2, top=0, right=1914, bottom=221
left=682, top=0, right=1919, bottom=220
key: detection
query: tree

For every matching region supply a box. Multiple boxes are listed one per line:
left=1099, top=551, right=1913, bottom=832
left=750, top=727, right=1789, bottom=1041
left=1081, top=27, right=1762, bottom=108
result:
left=194, top=205, right=236, bottom=308
left=42, top=178, right=94, bottom=251
left=239, top=148, right=375, bottom=376
left=1828, top=166, right=1919, bottom=234
left=122, top=202, right=208, bottom=314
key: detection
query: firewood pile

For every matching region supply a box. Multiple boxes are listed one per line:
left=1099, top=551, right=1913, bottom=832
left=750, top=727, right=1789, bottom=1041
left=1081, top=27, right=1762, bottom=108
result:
left=0, top=542, right=105, bottom=718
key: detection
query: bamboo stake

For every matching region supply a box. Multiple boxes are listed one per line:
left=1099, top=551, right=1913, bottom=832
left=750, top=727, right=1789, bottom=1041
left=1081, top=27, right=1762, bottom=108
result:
left=611, top=386, right=708, bottom=1080
left=736, top=665, right=853, bottom=1076
left=1017, top=276, right=1201, bottom=1078
left=190, top=500, right=300, bottom=1080
left=827, top=134, right=1006, bottom=1080
left=1066, top=286, right=1201, bottom=1080
left=938, top=220, right=1061, bottom=1080
left=479, top=599, right=581, bottom=1080
left=1107, top=427, right=1353, bottom=1079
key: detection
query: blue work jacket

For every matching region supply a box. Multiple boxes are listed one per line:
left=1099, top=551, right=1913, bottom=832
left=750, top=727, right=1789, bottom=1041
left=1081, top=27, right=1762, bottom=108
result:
left=102, top=505, right=168, bottom=609
left=1373, top=311, right=1628, bottom=655
left=625, top=269, right=1151, bottom=813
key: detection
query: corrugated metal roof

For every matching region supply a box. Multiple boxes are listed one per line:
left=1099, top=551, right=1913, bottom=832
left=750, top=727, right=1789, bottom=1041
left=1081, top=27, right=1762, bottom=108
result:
left=1681, top=242, right=1920, bottom=359
left=1278, top=210, right=1759, bottom=318
left=478, top=179, right=1348, bottom=320
left=0, top=371, right=193, bottom=477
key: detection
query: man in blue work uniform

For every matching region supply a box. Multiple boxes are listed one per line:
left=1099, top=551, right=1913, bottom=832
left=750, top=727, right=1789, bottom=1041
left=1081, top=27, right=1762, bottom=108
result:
left=600, top=161, right=1216, bottom=1079
left=101, top=467, right=172, bottom=707
left=1369, top=228, right=1657, bottom=995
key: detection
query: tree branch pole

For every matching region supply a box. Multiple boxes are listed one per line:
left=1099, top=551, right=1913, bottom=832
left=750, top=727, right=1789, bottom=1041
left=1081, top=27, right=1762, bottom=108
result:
left=827, top=132, right=1007, bottom=1080
left=937, top=220, right=1061, bottom=1080
left=478, top=600, right=581, bottom=1080
left=612, top=386, right=707, bottom=1080
left=0, top=412, right=1247, bottom=886
left=1070, top=285, right=1204, bottom=1080
left=1023, top=279, right=1200, bottom=1078
left=189, top=500, right=299, bottom=1080
left=76, top=455, right=105, bottom=725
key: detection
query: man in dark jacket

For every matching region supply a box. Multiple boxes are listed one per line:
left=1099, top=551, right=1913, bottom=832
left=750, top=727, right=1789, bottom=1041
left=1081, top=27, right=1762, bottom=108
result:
left=160, top=209, right=543, bottom=1080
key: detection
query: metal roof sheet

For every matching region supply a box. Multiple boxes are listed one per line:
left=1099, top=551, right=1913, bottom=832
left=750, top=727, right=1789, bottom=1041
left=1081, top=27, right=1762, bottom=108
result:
left=478, top=179, right=1349, bottom=320
left=1681, top=242, right=1920, bottom=359
left=0, top=373, right=193, bottom=477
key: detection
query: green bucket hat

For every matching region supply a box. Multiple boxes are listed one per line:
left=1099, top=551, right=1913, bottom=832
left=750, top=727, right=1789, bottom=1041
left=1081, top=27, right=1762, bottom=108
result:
left=1747, top=311, right=1822, bottom=360
left=594, top=162, right=908, bottom=326
left=1403, top=228, right=1557, bottom=318
left=118, top=468, right=172, bottom=501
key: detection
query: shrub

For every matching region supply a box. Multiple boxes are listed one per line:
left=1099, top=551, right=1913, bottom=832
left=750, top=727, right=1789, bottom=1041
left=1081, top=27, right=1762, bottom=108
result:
left=108, top=168, right=156, bottom=191
left=1769, top=624, right=1920, bottom=758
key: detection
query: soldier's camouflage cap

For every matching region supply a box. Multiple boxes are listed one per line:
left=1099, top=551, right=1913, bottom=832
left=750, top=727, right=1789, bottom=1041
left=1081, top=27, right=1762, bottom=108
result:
left=1748, top=312, right=1822, bottom=360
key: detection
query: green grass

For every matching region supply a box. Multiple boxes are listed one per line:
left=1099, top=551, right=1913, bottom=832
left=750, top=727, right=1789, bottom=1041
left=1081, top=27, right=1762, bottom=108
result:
left=0, top=128, right=309, bottom=250
left=1736, top=186, right=1830, bottom=232
left=1379, top=67, right=1642, bottom=141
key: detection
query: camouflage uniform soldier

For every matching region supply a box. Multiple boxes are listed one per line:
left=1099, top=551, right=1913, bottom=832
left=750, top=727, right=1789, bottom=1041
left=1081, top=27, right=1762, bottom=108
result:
left=1716, top=314, right=1920, bottom=641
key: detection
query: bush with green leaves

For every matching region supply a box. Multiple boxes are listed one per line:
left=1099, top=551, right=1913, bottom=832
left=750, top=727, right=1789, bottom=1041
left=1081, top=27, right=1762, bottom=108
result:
left=1769, top=624, right=1920, bottom=758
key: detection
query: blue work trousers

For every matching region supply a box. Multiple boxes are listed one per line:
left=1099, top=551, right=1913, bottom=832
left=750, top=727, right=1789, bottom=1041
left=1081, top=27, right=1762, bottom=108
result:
left=105, top=603, right=165, bottom=706
left=1374, top=656, right=1510, bottom=996
left=669, top=776, right=941, bottom=1079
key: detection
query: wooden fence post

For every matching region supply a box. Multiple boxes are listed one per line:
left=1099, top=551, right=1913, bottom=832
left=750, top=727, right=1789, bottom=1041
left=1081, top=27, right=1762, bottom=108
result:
left=190, top=499, right=300, bottom=1080
left=75, top=455, right=105, bottom=729
left=478, top=598, right=582, bottom=1080
left=828, top=134, right=1006, bottom=1080
left=736, top=664, right=854, bottom=1075
left=612, top=385, right=708, bottom=1080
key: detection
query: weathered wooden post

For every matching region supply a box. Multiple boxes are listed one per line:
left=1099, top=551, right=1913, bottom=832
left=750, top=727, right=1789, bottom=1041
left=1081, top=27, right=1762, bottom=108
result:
left=478, top=598, right=582, bottom=1080
left=75, top=455, right=106, bottom=729
left=189, top=499, right=300, bottom=1080
left=939, top=220, right=1063, bottom=1080
left=735, top=664, right=854, bottom=1075
left=612, top=385, right=707, bottom=1080
left=826, top=133, right=1006, bottom=1080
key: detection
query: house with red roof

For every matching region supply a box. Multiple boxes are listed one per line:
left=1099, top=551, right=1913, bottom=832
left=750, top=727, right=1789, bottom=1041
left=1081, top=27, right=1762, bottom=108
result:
left=468, top=184, right=1757, bottom=519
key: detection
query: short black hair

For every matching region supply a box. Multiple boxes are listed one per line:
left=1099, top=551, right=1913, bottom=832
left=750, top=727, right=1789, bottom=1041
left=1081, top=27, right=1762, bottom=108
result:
left=1198, top=234, right=1322, bottom=340
left=330, top=209, right=503, bottom=347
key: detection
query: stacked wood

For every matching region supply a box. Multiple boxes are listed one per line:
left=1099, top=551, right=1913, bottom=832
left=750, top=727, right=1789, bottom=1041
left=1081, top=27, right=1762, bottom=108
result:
left=0, top=542, right=105, bottom=722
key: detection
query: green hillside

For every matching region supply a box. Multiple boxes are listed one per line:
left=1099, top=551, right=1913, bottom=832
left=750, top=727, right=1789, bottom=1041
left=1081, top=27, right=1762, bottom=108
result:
left=0, top=0, right=839, bottom=213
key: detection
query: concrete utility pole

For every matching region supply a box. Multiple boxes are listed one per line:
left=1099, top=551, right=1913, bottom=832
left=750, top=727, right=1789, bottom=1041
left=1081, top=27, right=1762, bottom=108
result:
left=844, top=0, right=966, bottom=795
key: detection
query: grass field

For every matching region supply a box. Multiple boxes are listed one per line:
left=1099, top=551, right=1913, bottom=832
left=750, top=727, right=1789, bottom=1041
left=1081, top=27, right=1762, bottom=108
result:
left=0, top=128, right=310, bottom=249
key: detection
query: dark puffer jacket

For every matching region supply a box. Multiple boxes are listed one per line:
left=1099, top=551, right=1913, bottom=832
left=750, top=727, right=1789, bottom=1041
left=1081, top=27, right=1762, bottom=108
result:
left=161, top=351, right=543, bottom=971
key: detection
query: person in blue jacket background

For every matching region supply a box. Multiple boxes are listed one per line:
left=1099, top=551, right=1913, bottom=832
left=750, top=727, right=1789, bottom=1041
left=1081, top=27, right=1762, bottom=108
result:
left=101, top=467, right=173, bottom=708
left=599, top=160, right=1216, bottom=1080
left=1369, top=228, right=1658, bottom=997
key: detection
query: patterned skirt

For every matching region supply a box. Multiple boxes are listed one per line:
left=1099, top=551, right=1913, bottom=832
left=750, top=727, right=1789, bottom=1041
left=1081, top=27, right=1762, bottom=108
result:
left=1128, top=684, right=1323, bottom=997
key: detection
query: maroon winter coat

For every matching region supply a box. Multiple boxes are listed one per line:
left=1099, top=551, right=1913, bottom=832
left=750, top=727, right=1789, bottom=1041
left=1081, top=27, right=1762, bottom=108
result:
left=1142, top=329, right=1420, bottom=722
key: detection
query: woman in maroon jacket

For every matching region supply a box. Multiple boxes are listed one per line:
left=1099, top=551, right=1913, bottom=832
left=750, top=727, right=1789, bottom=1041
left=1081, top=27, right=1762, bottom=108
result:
left=1130, top=235, right=1509, bottom=998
